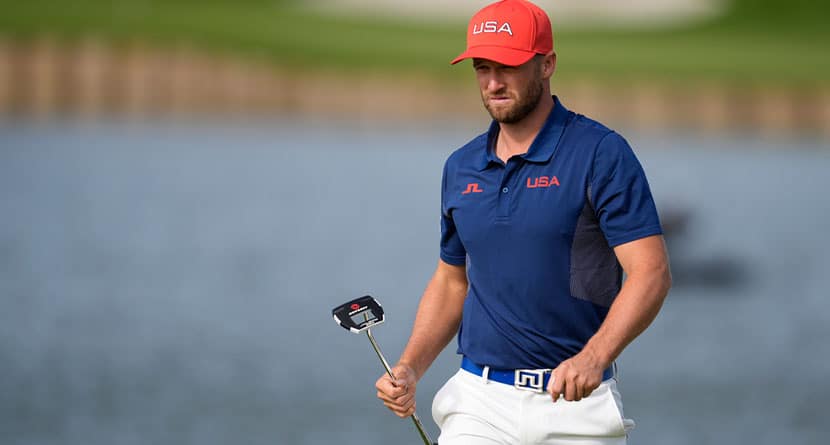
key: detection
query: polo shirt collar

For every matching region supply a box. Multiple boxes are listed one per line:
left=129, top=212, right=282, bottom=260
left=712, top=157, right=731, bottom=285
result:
left=477, top=95, right=570, bottom=171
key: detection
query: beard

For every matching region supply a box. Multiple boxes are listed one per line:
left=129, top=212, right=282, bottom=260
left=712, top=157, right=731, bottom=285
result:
left=482, top=77, right=544, bottom=124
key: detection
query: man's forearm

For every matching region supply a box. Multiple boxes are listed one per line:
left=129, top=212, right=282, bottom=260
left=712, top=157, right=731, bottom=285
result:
left=399, top=261, right=468, bottom=380
left=583, top=236, right=672, bottom=369
left=583, top=267, right=671, bottom=369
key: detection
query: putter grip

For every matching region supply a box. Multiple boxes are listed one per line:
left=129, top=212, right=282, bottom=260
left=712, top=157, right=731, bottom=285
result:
left=366, top=329, right=434, bottom=445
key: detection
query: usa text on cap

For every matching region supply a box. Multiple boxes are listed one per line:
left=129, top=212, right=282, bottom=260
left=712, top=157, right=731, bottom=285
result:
left=451, top=0, right=554, bottom=66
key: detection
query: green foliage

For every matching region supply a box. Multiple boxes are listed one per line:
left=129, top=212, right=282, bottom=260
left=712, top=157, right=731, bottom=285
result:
left=0, top=0, right=826, bottom=87
left=724, top=0, right=827, bottom=26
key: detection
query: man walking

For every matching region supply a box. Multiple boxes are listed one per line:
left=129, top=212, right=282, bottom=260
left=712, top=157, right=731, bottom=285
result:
left=376, top=1, right=671, bottom=443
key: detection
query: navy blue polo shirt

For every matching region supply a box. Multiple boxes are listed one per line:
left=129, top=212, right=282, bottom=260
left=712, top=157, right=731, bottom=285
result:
left=440, top=96, right=662, bottom=370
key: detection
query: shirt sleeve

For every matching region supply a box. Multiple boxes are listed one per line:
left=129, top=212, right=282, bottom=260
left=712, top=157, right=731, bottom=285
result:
left=439, top=160, right=467, bottom=266
left=590, top=132, right=663, bottom=247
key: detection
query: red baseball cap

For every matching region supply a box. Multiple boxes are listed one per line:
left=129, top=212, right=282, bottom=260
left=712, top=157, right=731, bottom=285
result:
left=451, top=0, right=553, bottom=66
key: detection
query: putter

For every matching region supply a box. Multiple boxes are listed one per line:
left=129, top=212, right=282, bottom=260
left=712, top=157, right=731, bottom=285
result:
left=332, top=295, right=436, bottom=445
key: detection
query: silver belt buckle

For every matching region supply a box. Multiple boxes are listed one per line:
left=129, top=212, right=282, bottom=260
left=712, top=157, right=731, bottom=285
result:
left=514, top=369, right=548, bottom=392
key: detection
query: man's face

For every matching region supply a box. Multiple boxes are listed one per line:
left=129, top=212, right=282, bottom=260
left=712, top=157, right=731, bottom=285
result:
left=473, top=56, right=545, bottom=124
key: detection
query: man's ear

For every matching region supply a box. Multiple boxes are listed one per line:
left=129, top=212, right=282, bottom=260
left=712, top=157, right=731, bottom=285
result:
left=543, top=52, right=557, bottom=77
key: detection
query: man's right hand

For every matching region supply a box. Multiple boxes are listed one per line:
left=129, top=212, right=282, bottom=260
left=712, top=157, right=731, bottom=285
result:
left=375, top=363, right=419, bottom=418
left=374, top=261, right=467, bottom=419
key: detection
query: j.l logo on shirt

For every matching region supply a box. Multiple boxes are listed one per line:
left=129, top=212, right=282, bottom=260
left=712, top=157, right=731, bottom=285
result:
left=462, top=183, right=484, bottom=194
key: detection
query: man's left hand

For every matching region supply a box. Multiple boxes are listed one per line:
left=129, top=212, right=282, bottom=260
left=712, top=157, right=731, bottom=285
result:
left=547, top=350, right=605, bottom=402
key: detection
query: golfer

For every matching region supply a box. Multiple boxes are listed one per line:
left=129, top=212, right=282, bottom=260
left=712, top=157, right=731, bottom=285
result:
left=376, top=1, right=671, bottom=443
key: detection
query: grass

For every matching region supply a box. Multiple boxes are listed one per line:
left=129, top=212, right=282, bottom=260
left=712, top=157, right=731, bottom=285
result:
left=0, top=0, right=828, bottom=89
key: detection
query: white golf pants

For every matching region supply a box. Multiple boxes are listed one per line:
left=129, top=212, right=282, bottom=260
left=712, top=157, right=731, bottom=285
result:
left=432, top=368, right=635, bottom=445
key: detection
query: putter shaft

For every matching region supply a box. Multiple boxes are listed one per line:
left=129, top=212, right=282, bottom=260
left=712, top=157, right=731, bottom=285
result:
left=366, top=328, right=435, bottom=445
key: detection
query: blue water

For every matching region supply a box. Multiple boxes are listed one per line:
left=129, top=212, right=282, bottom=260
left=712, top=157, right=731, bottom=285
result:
left=1, top=118, right=829, bottom=445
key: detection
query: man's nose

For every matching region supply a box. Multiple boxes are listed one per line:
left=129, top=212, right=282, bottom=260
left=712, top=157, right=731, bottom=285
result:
left=486, top=75, right=505, bottom=92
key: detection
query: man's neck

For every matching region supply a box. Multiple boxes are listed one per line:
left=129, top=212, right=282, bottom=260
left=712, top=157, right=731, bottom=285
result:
left=496, top=94, right=555, bottom=162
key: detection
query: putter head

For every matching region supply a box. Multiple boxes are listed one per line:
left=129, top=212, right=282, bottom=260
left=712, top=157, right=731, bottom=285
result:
left=332, top=295, right=385, bottom=334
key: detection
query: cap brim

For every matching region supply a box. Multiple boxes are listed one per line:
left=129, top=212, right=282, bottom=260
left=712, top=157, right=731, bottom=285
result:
left=450, top=46, right=537, bottom=66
